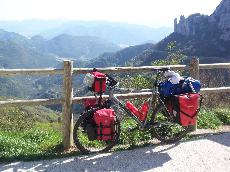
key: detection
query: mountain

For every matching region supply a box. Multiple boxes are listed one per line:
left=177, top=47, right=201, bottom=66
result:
left=84, top=43, right=154, bottom=67
left=0, top=30, right=119, bottom=98
left=42, top=34, right=119, bottom=60
left=0, top=29, right=57, bottom=68
left=0, top=29, right=120, bottom=69
left=41, top=21, right=172, bottom=45
left=0, top=20, right=173, bottom=45
left=132, top=0, right=230, bottom=65
left=0, top=20, right=65, bottom=37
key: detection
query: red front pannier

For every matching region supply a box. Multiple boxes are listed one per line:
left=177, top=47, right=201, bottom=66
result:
left=93, top=108, right=115, bottom=141
left=91, top=71, right=106, bottom=94
left=173, top=93, right=201, bottom=126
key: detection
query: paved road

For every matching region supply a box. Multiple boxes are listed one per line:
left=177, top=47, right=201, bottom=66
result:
left=0, top=132, right=230, bottom=172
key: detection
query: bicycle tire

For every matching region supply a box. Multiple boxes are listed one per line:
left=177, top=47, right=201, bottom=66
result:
left=73, top=111, right=120, bottom=154
left=151, top=104, right=189, bottom=143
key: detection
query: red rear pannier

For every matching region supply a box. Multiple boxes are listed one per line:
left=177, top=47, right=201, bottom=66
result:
left=93, top=108, right=115, bottom=141
left=91, top=72, right=106, bottom=94
left=174, top=93, right=200, bottom=126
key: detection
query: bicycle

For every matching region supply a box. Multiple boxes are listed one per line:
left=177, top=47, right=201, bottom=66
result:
left=73, top=67, right=195, bottom=153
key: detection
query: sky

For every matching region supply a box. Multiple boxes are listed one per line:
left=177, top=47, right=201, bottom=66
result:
left=1, top=0, right=223, bottom=27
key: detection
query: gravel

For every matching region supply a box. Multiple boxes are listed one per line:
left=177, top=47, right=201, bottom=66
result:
left=0, top=132, right=229, bottom=172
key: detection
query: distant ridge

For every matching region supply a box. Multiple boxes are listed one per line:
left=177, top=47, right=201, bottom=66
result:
left=0, top=20, right=173, bottom=45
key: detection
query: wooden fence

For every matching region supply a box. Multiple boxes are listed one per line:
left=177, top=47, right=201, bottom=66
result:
left=0, top=58, right=230, bottom=149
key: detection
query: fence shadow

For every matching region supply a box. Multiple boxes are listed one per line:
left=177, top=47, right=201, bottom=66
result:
left=0, top=145, right=172, bottom=172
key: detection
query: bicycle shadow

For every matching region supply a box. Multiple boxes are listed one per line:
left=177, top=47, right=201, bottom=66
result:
left=0, top=144, right=174, bottom=172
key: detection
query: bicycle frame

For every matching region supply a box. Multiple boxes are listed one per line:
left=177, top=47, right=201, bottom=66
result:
left=106, top=71, right=170, bottom=129
left=108, top=92, right=151, bottom=128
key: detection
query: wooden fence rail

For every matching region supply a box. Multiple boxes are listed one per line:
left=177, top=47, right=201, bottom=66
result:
left=0, top=58, right=230, bottom=149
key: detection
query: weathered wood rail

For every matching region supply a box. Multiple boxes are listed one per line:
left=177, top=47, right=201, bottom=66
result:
left=0, top=58, right=230, bottom=149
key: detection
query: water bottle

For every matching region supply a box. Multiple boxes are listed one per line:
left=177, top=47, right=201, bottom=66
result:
left=141, top=102, right=149, bottom=121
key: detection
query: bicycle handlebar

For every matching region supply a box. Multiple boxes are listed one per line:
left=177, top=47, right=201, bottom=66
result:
left=106, top=73, right=118, bottom=87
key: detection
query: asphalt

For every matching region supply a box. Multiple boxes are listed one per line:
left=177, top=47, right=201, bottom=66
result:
left=0, top=132, right=230, bottom=172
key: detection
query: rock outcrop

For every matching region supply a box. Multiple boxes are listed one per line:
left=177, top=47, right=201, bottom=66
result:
left=211, top=0, right=230, bottom=40
left=134, top=0, right=230, bottom=65
left=174, top=0, right=230, bottom=41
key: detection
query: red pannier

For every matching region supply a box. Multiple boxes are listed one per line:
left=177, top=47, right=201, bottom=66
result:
left=173, top=93, right=201, bottom=126
left=93, top=108, right=116, bottom=141
left=91, top=71, right=106, bottom=94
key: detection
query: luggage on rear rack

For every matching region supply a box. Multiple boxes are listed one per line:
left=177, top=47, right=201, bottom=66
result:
left=158, top=81, right=183, bottom=97
left=93, top=108, right=116, bottom=141
left=182, top=77, right=201, bottom=94
left=159, top=77, right=201, bottom=97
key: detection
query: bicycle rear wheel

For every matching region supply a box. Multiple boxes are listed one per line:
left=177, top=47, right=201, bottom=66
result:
left=73, top=111, right=120, bottom=153
left=151, top=104, right=189, bottom=143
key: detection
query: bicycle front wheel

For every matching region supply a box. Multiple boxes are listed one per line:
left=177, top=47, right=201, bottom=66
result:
left=151, top=104, right=189, bottom=143
left=73, top=111, right=120, bottom=154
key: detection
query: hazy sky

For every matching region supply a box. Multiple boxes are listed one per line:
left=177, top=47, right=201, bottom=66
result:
left=1, top=0, right=222, bottom=27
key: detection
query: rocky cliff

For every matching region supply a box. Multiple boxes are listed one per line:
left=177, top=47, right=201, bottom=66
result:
left=211, top=0, right=230, bottom=40
left=174, top=0, right=230, bottom=41
left=133, top=0, right=230, bottom=65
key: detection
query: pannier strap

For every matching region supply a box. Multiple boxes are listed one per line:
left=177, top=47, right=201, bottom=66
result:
left=179, top=109, right=199, bottom=119
left=97, top=122, right=117, bottom=139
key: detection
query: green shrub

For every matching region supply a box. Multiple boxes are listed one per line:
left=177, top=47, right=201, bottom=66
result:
left=213, top=108, right=230, bottom=125
left=0, top=107, right=35, bottom=131
left=197, top=109, right=222, bottom=129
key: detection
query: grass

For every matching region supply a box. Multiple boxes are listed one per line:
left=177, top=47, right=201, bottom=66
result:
left=0, top=123, right=63, bottom=162
left=0, top=107, right=229, bottom=162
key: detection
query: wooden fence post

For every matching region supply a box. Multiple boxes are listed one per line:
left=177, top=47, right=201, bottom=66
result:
left=189, top=57, right=199, bottom=80
left=62, top=60, right=74, bottom=149
left=188, top=57, right=199, bottom=131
